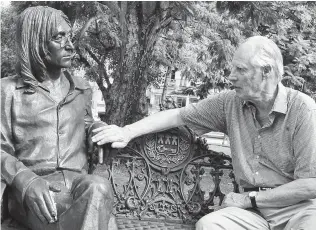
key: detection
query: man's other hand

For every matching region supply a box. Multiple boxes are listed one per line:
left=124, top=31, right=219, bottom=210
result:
left=91, top=125, right=132, bottom=148
left=24, top=178, right=60, bottom=223
left=221, top=192, right=251, bottom=209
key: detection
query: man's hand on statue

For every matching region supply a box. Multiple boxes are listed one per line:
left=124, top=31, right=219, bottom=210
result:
left=24, top=178, right=61, bottom=224
left=87, top=121, right=108, bottom=154
left=92, top=125, right=132, bottom=148
left=221, top=192, right=251, bottom=209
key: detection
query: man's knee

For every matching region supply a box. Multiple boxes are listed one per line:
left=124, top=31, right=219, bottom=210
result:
left=195, top=213, right=215, bottom=230
left=196, top=207, right=269, bottom=230
left=72, top=175, right=113, bottom=200
left=196, top=208, right=233, bottom=230
left=285, top=205, right=316, bottom=230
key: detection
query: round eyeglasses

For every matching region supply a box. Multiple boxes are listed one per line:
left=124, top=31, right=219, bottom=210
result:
left=50, top=32, right=74, bottom=48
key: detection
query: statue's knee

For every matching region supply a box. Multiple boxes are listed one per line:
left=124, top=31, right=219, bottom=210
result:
left=87, top=175, right=112, bottom=196
left=72, top=175, right=113, bottom=200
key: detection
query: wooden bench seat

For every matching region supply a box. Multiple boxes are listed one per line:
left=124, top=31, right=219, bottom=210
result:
left=1, top=127, right=238, bottom=230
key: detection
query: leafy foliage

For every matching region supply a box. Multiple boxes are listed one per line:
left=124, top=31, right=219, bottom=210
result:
left=1, top=1, right=315, bottom=125
left=216, top=1, right=316, bottom=96
left=1, top=4, right=18, bottom=78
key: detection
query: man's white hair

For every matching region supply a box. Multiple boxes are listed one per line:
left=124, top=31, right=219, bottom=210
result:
left=245, top=36, right=284, bottom=81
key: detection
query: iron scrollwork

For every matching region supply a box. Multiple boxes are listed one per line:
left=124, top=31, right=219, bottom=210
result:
left=106, top=128, right=238, bottom=224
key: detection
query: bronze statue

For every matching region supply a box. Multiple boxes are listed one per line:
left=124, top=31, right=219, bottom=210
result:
left=1, top=6, right=116, bottom=230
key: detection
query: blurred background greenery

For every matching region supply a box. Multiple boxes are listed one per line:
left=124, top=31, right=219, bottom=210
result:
left=2, top=1, right=316, bottom=125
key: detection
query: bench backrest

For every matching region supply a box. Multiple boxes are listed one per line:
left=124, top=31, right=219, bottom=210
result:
left=95, top=127, right=239, bottom=225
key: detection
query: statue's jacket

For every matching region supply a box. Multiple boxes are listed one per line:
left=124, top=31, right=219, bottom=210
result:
left=1, top=71, right=94, bottom=205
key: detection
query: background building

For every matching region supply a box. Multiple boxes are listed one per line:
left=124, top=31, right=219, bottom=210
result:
left=146, top=70, right=199, bottom=114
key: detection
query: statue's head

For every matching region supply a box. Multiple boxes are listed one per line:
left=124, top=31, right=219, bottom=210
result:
left=16, top=6, right=73, bottom=82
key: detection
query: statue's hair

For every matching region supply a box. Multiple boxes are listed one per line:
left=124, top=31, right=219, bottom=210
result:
left=245, top=36, right=284, bottom=81
left=16, top=6, right=70, bottom=82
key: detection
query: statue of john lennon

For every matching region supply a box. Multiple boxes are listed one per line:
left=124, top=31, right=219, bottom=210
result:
left=1, top=6, right=116, bottom=230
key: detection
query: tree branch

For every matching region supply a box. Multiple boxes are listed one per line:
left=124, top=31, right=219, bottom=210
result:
left=98, top=1, right=121, bottom=19
left=94, top=19, right=107, bottom=49
left=78, top=16, right=100, bottom=43
left=118, top=1, right=128, bottom=81
left=85, top=45, right=111, bottom=88
left=75, top=46, right=91, bottom=67
left=94, top=21, right=117, bottom=53
left=85, top=45, right=102, bottom=65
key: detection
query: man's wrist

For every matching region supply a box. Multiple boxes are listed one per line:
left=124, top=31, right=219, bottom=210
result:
left=244, top=194, right=253, bottom=208
left=123, top=125, right=134, bottom=142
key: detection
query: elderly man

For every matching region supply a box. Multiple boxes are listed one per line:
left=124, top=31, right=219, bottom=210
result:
left=92, top=36, right=316, bottom=230
left=1, top=6, right=115, bottom=230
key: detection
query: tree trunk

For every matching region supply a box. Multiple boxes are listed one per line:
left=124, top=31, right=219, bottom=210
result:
left=103, top=2, right=148, bottom=127
left=101, top=2, right=169, bottom=126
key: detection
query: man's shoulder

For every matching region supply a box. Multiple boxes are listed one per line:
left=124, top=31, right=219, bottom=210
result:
left=210, top=90, right=240, bottom=106
left=193, top=90, right=240, bottom=114
left=287, top=87, right=316, bottom=111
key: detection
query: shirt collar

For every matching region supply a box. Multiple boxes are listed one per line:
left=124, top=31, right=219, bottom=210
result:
left=16, top=70, right=90, bottom=91
left=271, top=83, right=288, bottom=114
left=242, top=83, right=288, bottom=114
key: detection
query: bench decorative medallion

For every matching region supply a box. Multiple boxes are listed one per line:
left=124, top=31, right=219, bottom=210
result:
left=1, top=127, right=237, bottom=230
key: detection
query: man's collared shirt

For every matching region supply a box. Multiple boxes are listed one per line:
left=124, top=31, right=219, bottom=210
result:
left=1, top=72, right=94, bottom=201
left=180, top=83, right=316, bottom=188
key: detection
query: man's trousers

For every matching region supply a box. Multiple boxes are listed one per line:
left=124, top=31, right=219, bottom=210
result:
left=196, top=199, right=316, bottom=230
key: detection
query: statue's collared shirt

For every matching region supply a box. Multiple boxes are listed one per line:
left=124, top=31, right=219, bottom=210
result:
left=180, top=83, right=316, bottom=188
left=1, top=72, right=94, bottom=203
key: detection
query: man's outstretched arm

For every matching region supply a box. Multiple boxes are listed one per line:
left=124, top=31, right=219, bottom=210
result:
left=92, top=108, right=184, bottom=148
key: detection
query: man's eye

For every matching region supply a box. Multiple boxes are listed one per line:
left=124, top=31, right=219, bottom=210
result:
left=237, top=67, right=245, bottom=72
left=53, top=35, right=63, bottom=41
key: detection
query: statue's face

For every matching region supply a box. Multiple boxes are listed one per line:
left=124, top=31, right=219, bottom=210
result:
left=46, top=18, right=74, bottom=69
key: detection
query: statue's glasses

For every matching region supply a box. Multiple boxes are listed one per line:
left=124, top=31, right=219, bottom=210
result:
left=51, top=32, right=74, bottom=48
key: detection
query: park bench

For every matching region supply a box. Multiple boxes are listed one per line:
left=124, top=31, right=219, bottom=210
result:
left=1, top=126, right=238, bottom=230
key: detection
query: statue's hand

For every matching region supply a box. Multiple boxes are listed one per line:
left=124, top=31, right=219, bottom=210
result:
left=24, top=178, right=61, bottom=223
left=91, top=125, right=132, bottom=148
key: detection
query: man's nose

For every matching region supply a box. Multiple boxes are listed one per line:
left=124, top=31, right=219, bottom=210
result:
left=227, top=71, right=237, bottom=82
left=65, top=38, right=74, bottom=50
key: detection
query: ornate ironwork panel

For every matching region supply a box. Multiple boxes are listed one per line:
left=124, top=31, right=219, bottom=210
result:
left=105, top=127, right=238, bottom=224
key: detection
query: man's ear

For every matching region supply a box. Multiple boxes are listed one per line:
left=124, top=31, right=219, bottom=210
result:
left=262, top=65, right=272, bottom=79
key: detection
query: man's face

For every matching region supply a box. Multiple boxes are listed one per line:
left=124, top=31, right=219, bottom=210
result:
left=46, top=19, right=74, bottom=69
left=227, top=44, right=265, bottom=102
